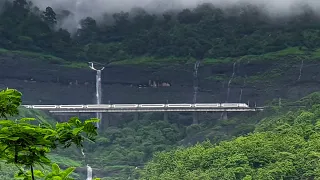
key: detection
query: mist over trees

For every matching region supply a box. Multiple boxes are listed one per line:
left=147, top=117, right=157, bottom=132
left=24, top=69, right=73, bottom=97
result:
left=1, top=0, right=320, bottom=62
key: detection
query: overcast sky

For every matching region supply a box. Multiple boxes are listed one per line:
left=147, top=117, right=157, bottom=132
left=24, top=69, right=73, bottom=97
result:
left=28, top=0, right=319, bottom=32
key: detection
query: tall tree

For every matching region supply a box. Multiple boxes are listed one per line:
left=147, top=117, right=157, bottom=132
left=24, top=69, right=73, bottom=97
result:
left=42, top=7, right=57, bottom=28
left=0, top=88, right=100, bottom=179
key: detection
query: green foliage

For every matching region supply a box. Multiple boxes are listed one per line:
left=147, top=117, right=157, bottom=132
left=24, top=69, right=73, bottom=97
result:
left=0, top=88, right=22, bottom=119
left=0, top=88, right=100, bottom=179
left=1, top=1, right=320, bottom=64
left=83, top=118, right=186, bottom=179
left=140, top=101, right=320, bottom=179
left=43, top=163, right=74, bottom=180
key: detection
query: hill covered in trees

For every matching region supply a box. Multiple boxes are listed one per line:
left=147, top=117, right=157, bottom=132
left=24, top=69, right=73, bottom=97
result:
left=1, top=0, right=320, bottom=179
left=1, top=0, right=320, bottom=64
left=140, top=92, right=320, bottom=179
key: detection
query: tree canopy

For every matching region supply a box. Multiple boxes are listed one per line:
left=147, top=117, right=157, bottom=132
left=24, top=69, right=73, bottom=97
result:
left=1, top=0, right=320, bottom=63
left=139, top=94, right=320, bottom=179
left=0, top=88, right=100, bottom=179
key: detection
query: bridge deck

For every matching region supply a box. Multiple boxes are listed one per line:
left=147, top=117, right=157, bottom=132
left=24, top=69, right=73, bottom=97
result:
left=22, top=104, right=263, bottom=113
left=48, top=108, right=261, bottom=113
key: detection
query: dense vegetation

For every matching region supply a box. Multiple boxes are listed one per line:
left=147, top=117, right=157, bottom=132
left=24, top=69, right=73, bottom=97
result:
left=140, top=93, right=320, bottom=179
left=1, top=0, right=320, bottom=179
left=1, top=0, right=320, bottom=64
left=0, top=88, right=100, bottom=179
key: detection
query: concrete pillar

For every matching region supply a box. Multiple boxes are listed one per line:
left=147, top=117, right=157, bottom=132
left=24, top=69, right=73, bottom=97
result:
left=62, top=115, right=69, bottom=122
left=101, top=113, right=110, bottom=129
left=221, top=112, right=228, bottom=120
left=193, top=112, right=199, bottom=124
left=164, top=112, right=168, bottom=121
left=134, top=113, right=139, bottom=121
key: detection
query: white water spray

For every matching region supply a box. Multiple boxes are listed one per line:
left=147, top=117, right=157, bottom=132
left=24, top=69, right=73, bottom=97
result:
left=81, top=148, right=85, bottom=157
left=89, top=62, right=105, bottom=128
left=192, top=60, right=201, bottom=124
left=82, top=148, right=93, bottom=180
left=239, top=76, right=247, bottom=102
left=86, top=164, right=93, bottom=180
left=297, top=58, right=304, bottom=81
left=96, top=70, right=103, bottom=128
left=226, top=62, right=236, bottom=102
left=193, top=60, right=201, bottom=104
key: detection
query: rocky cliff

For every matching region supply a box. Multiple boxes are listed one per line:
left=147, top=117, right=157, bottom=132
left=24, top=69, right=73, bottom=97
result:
left=1, top=53, right=319, bottom=107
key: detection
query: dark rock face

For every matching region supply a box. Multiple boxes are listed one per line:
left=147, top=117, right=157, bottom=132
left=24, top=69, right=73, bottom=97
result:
left=1, top=55, right=320, bottom=106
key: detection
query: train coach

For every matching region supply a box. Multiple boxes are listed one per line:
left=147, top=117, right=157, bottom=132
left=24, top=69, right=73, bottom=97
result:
left=25, top=103, right=250, bottom=109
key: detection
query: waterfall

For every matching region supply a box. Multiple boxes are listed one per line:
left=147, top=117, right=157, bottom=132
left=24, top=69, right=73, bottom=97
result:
left=82, top=148, right=93, bottom=180
left=86, top=164, right=93, bottom=180
left=226, top=62, right=236, bottom=103
left=193, top=60, right=201, bottom=104
left=239, top=76, right=247, bottom=102
left=297, top=59, right=304, bottom=81
left=96, top=70, right=102, bottom=128
left=192, top=60, right=201, bottom=124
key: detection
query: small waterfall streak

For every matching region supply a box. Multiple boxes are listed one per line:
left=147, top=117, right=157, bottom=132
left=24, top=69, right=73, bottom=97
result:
left=96, top=70, right=102, bottom=128
left=239, top=76, right=246, bottom=102
left=297, top=59, right=304, bottom=81
left=193, top=60, right=201, bottom=104
left=239, top=89, right=243, bottom=102
left=81, top=148, right=85, bottom=158
left=81, top=149, right=93, bottom=180
left=86, top=164, right=93, bottom=180
left=226, top=62, right=236, bottom=102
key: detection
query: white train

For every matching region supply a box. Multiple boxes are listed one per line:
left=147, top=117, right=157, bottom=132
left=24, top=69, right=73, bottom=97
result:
left=23, top=103, right=249, bottom=109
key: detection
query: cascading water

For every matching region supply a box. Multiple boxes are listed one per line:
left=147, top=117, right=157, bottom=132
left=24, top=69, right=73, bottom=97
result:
left=297, top=58, right=304, bottom=81
left=96, top=70, right=102, bottom=128
left=192, top=60, right=201, bottom=124
left=239, top=76, right=247, bottom=102
left=226, top=62, right=236, bottom=103
left=86, top=165, right=93, bottom=180
left=221, top=62, right=236, bottom=120
left=82, top=148, right=93, bottom=180
left=193, top=60, right=201, bottom=104
left=89, top=62, right=105, bottom=128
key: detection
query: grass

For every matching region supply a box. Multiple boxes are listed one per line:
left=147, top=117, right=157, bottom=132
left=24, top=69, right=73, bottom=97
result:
left=1, top=46, right=319, bottom=68
left=205, top=67, right=285, bottom=85
left=0, top=48, right=65, bottom=64
left=110, top=56, right=197, bottom=66
left=0, top=48, right=88, bottom=69
left=203, top=47, right=320, bottom=65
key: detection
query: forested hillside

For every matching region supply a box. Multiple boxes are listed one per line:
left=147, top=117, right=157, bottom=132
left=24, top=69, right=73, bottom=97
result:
left=1, top=0, right=320, bottom=179
left=140, top=92, right=320, bottom=179
left=1, top=0, right=320, bottom=63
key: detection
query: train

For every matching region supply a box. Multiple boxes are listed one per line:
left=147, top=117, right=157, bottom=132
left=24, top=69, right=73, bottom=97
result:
left=22, top=103, right=250, bottom=109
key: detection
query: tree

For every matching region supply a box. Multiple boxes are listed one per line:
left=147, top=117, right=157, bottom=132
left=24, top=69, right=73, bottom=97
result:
left=0, top=88, right=21, bottom=119
left=75, top=17, right=98, bottom=45
left=0, top=88, right=100, bottom=179
left=42, top=7, right=57, bottom=28
left=140, top=102, right=320, bottom=179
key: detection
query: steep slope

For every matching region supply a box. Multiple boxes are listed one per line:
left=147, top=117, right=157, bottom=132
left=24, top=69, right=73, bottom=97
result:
left=1, top=1, right=320, bottom=179
left=140, top=92, right=320, bottom=180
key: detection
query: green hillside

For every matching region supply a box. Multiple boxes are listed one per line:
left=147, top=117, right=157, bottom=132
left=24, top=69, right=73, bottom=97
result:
left=1, top=0, right=320, bottom=64
left=1, top=0, right=320, bottom=179
left=140, top=93, right=320, bottom=179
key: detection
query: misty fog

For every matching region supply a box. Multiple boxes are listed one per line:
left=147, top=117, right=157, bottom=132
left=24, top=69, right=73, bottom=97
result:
left=25, top=0, right=320, bottom=32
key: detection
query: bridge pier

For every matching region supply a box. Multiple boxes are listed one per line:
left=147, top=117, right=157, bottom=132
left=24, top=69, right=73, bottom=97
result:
left=100, top=113, right=110, bottom=129
left=134, top=113, right=139, bottom=121
left=193, top=112, right=199, bottom=124
left=164, top=112, right=168, bottom=121
left=221, top=112, right=228, bottom=120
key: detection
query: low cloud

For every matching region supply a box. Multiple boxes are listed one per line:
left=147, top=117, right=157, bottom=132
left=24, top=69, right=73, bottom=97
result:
left=29, top=0, right=320, bottom=32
